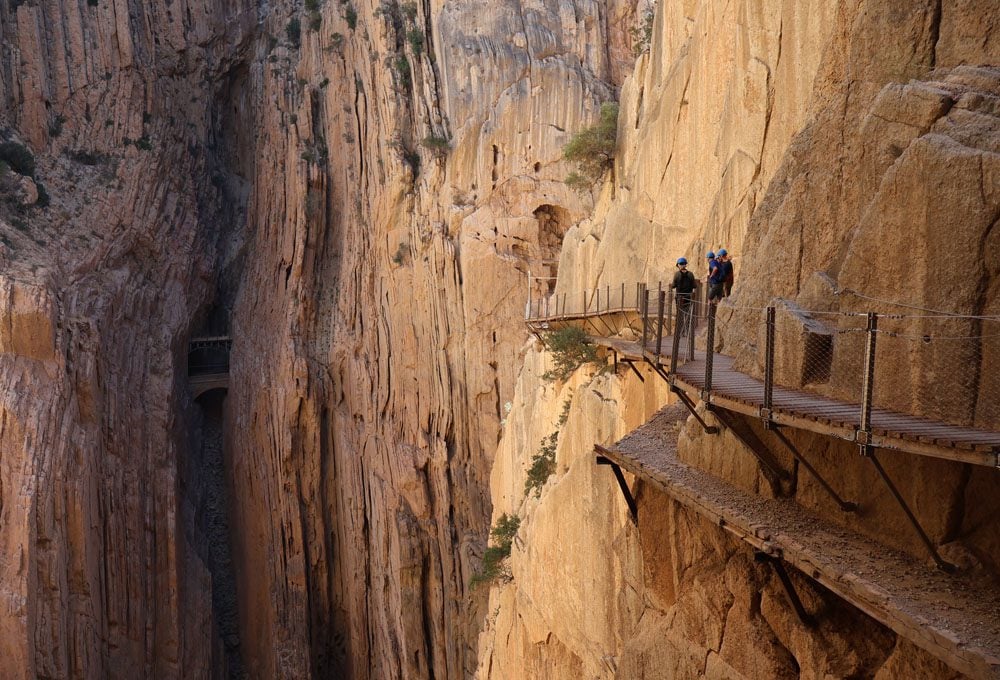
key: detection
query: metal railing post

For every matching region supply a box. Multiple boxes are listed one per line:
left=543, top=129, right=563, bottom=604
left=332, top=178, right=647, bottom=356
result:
left=655, top=290, right=666, bottom=358
left=667, top=287, right=674, bottom=336
left=596, top=287, right=601, bottom=314
left=620, top=282, right=625, bottom=312
left=704, top=303, right=717, bottom=399
left=763, top=306, right=776, bottom=426
left=859, top=312, right=878, bottom=456
left=670, top=297, right=683, bottom=374
left=561, top=292, right=566, bottom=317
left=640, top=285, right=649, bottom=349
left=688, top=294, right=697, bottom=360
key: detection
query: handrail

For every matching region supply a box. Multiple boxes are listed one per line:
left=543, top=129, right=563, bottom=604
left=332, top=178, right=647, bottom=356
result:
left=525, top=281, right=1000, bottom=441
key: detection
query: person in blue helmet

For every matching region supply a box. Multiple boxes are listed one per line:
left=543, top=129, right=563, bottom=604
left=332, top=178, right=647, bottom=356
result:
left=717, top=248, right=735, bottom=297
left=706, top=251, right=725, bottom=303
left=669, top=256, right=697, bottom=335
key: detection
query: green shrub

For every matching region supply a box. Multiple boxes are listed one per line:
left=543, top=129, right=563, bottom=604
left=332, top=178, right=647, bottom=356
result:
left=134, top=135, right=152, bottom=151
left=564, top=171, right=592, bottom=194
left=525, top=432, right=558, bottom=497
left=344, top=4, right=357, bottom=29
left=286, top=16, right=301, bottom=47
left=541, top=326, right=599, bottom=382
left=470, top=514, right=520, bottom=588
left=421, top=134, right=449, bottom=156
left=562, top=102, right=619, bottom=189
left=400, top=1, right=417, bottom=21
left=392, top=55, right=412, bottom=90
left=491, top=513, right=521, bottom=545
left=0, top=141, right=35, bottom=177
left=406, top=27, right=424, bottom=55
left=48, top=114, right=66, bottom=138
left=557, top=397, right=572, bottom=426
left=304, top=0, right=320, bottom=11
left=308, top=12, right=322, bottom=31
left=631, top=8, right=654, bottom=56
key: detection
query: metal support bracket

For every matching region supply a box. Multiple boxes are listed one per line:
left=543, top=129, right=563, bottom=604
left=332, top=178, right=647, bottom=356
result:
left=671, top=386, right=719, bottom=435
left=711, top=408, right=791, bottom=497
left=596, top=455, right=638, bottom=525
left=622, top=359, right=645, bottom=382
left=866, top=451, right=956, bottom=572
left=754, top=552, right=815, bottom=627
left=772, top=427, right=857, bottom=512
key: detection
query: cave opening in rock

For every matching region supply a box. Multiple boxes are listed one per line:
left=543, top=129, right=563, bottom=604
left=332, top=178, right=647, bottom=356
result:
left=532, top=204, right=570, bottom=294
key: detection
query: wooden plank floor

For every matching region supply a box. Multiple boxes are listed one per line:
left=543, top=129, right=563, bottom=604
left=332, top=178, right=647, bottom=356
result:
left=599, top=405, right=1000, bottom=680
left=587, top=333, right=1000, bottom=466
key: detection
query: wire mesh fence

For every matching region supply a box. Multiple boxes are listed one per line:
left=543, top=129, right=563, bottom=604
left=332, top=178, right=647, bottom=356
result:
left=526, top=280, right=1000, bottom=437
left=872, top=316, right=1000, bottom=431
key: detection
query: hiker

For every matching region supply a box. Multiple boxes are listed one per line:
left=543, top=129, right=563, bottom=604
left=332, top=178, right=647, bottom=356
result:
left=718, top=248, right=735, bottom=297
left=706, top=251, right=725, bottom=303
left=669, top=257, right=697, bottom=335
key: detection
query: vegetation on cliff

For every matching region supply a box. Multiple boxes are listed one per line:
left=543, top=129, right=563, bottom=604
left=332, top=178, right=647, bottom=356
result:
left=471, top=513, right=521, bottom=588
left=563, top=102, right=619, bottom=191
left=542, top=327, right=599, bottom=381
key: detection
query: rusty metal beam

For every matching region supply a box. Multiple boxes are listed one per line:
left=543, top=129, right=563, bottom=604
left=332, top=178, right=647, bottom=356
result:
left=867, top=452, right=955, bottom=572
left=596, top=455, right=638, bottom=524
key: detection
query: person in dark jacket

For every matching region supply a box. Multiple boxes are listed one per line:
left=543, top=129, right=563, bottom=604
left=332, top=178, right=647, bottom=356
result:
left=717, top=248, right=735, bottom=297
left=669, top=257, right=697, bottom=335
left=706, top=250, right=725, bottom=303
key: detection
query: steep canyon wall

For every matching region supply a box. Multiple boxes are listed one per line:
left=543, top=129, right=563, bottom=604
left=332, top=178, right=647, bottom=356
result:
left=480, top=1, right=1000, bottom=678
left=0, top=0, right=997, bottom=678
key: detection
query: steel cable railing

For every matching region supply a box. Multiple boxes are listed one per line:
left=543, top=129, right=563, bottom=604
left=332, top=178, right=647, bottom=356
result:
left=526, top=282, right=1000, bottom=439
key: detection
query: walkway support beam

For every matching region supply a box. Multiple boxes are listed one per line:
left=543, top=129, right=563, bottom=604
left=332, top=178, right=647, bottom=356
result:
left=772, top=427, right=857, bottom=512
left=754, top=552, right=815, bottom=627
left=867, top=451, right=955, bottom=572
left=596, top=452, right=639, bottom=524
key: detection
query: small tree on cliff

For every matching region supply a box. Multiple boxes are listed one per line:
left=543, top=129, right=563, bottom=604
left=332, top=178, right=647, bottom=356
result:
left=470, top=513, right=521, bottom=588
left=562, top=102, right=619, bottom=192
left=542, top=327, right=599, bottom=382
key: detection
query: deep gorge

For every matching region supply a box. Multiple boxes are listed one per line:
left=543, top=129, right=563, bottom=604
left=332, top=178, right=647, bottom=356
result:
left=0, top=0, right=998, bottom=678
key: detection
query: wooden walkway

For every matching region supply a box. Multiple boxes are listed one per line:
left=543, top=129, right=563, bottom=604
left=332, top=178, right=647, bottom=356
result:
left=585, top=334, right=1000, bottom=467
left=598, top=405, right=1000, bottom=680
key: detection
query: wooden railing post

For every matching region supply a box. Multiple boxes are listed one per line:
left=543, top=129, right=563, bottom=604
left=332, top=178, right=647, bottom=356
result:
left=655, top=290, right=666, bottom=358
left=859, top=312, right=878, bottom=457
left=763, top=306, right=776, bottom=426
left=620, top=282, right=625, bottom=312
left=704, top=303, right=717, bottom=399
left=596, top=286, right=601, bottom=314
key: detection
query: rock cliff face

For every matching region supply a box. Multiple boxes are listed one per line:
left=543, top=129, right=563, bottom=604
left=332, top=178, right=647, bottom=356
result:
left=0, top=0, right=997, bottom=678
left=0, top=0, right=641, bottom=677
left=478, top=1, right=1000, bottom=678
